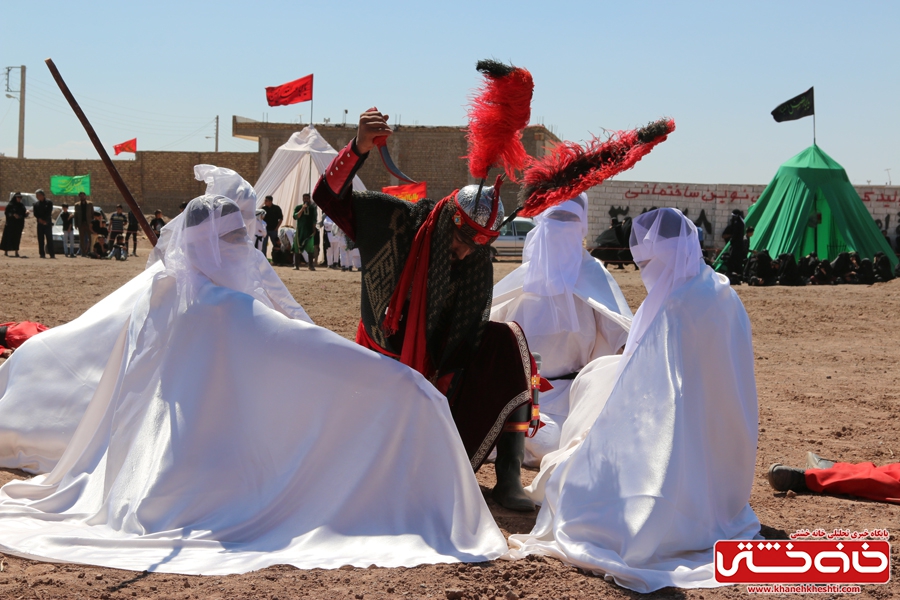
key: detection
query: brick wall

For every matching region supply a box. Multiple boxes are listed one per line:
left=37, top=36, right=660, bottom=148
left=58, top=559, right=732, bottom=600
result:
left=587, top=180, right=900, bottom=251
left=0, top=152, right=258, bottom=218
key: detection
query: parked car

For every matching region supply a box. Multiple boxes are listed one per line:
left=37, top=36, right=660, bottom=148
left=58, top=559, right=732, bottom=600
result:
left=52, top=206, right=106, bottom=255
left=1, top=192, right=39, bottom=216
left=492, top=217, right=535, bottom=259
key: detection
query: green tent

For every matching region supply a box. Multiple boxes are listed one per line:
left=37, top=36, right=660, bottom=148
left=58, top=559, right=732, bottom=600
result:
left=717, top=145, right=897, bottom=269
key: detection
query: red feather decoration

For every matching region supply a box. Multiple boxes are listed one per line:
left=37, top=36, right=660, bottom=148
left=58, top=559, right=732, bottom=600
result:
left=465, top=60, right=534, bottom=181
left=517, top=118, right=675, bottom=217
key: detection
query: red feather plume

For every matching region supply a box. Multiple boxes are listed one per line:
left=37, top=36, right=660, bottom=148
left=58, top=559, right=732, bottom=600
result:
left=465, top=60, right=534, bottom=181
left=517, top=118, right=675, bottom=217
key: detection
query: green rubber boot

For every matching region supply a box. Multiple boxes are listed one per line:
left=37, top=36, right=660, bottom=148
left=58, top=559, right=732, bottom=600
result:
left=492, top=405, right=536, bottom=512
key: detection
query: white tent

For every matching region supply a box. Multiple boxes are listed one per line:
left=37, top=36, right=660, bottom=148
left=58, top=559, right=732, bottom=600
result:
left=254, top=126, right=366, bottom=227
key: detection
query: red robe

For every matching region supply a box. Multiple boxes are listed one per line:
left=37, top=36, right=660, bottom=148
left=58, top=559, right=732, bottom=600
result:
left=806, top=462, right=900, bottom=504
left=0, top=322, right=48, bottom=351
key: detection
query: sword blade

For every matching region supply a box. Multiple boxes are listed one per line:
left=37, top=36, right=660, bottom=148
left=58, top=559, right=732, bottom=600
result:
left=374, top=137, right=417, bottom=184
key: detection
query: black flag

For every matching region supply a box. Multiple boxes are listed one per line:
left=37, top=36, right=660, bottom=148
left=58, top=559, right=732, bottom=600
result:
left=771, top=87, right=815, bottom=123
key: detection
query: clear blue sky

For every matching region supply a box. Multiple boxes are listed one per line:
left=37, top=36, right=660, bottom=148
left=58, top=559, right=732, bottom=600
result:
left=2, top=1, right=897, bottom=186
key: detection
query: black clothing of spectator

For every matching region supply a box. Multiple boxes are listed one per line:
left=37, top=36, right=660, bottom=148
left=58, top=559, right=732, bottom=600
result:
left=109, top=209, right=128, bottom=239
left=1, top=196, right=27, bottom=256
left=33, top=194, right=56, bottom=258
left=261, top=202, right=284, bottom=256
left=722, top=212, right=746, bottom=278
left=92, top=237, right=109, bottom=259
left=873, top=252, right=895, bottom=282
left=857, top=258, right=876, bottom=285
left=92, top=216, right=109, bottom=239
left=809, top=259, right=835, bottom=285
left=830, top=252, right=855, bottom=284
left=262, top=204, right=284, bottom=231
left=150, top=215, right=165, bottom=237
left=126, top=211, right=140, bottom=256
left=745, top=250, right=777, bottom=286
left=60, top=210, right=73, bottom=232
left=776, top=253, right=804, bottom=286
left=798, top=253, right=819, bottom=279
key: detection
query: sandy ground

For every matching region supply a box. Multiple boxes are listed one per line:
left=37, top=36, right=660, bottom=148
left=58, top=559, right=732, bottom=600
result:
left=0, top=226, right=899, bottom=599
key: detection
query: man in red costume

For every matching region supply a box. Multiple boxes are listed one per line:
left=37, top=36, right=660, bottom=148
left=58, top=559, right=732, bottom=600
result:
left=769, top=452, right=900, bottom=504
left=312, top=109, right=538, bottom=511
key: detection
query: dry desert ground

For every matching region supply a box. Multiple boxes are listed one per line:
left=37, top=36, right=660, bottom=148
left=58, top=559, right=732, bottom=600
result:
left=1, top=228, right=898, bottom=599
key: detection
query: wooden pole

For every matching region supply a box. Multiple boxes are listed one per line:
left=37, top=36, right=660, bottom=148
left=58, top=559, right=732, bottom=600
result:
left=44, top=58, right=158, bottom=246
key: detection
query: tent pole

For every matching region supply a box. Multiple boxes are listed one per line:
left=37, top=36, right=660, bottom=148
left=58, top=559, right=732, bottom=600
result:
left=813, top=113, right=816, bottom=146
left=308, top=152, right=313, bottom=196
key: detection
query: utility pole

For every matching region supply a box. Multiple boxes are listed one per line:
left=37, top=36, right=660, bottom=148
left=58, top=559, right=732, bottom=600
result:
left=215, top=115, right=219, bottom=152
left=4, top=65, right=25, bottom=158
left=17, top=66, right=24, bottom=158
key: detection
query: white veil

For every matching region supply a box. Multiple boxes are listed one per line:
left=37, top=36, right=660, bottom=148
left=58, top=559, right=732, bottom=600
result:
left=624, top=208, right=703, bottom=360
left=193, top=164, right=258, bottom=231
left=163, top=195, right=272, bottom=311
left=148, top=165, right=311, bottom=323
left=521, top=194, right=588, bottom=334
left=149, top=165, right=260, bottom=266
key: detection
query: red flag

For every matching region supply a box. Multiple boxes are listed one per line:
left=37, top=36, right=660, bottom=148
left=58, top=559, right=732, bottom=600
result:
left=113, top=138, right=137, bottom=155
left=382, top=182, right=427, bottom=203
left=266, top=74, right=313, bottom=107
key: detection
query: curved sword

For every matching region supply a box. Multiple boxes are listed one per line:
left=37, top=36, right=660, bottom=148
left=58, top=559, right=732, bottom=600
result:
left=366, top=107, right=417, bottom=184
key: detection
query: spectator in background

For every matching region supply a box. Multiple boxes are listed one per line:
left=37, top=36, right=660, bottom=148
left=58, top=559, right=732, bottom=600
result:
left=324, top=215, right=340, bottom=268
left=253, top=209, right=267, bottom=252
left=126, top=207, right=140, bottom=257
left=91, top=212, right=108, bottom=243
left=59, top=203, right=76, bottom=257
left=179, top=201, right=188, bottom=214
left=150, top=210, right=165, bottom=237
left=73, top=192, right=94, bottom=258
left=1, top=192, right=27, bottom=258
left=108, top=234, right=128, bottom=261
left=33, top=189, right=56, bottom=259
left=108, top=205, right=128, bottom=249
left=292, top=193, right=316, bottom=271
left=261, top=195, right=283, bottom=257
left=320, top=213, right=331, bottom=267
left=92, top=235, right=109, bottom=259
left=272, top=228, right=294, bottom=266
left=722, top=209, right=746, bottom=281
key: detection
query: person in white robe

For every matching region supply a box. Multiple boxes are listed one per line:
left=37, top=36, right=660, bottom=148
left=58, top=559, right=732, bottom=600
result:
left=253, top=208, right=267, bottom=251
left=490, top=194, right=632, bottom=467
left=0, top=196, right=508, bottom=575
left=0, top=166, right=310, bottom=474
left=508, top=208, right=760, bottom=593
left=334, top=222, right=360, bottom=272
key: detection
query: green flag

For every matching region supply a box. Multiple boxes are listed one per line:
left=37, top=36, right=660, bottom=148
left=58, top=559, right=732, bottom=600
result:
left=49, top=174, right=91, bottom=195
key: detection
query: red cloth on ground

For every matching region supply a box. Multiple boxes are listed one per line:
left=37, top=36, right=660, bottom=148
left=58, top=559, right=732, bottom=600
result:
left=805, top=462, right=900, bottom=504
left=0, top=321, right=48, bottom=350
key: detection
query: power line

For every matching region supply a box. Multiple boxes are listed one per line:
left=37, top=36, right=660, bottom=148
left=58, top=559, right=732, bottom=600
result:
left=28, top=87, right=212, bottom=133
left=30, top=76, right=210, bottom=122
left=150, top=118, right=217, bottom=151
